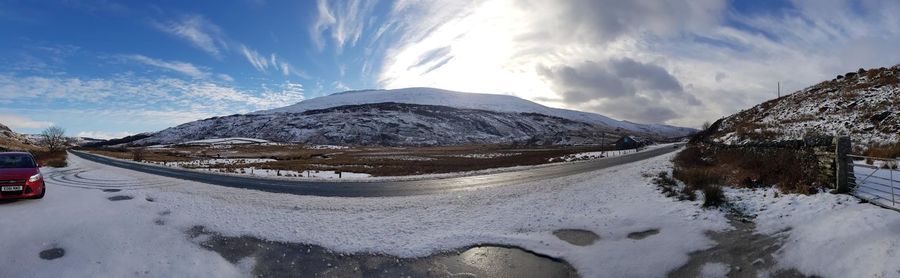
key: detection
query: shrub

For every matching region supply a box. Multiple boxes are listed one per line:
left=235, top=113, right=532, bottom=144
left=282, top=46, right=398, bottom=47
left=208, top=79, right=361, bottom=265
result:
left=679, top=186, right=697, bottom=201
left=702, top=186, right=726, bottom=208
left=673, top=146, right=711, bottom=168
left=652, top=171, right=679, bottom=198
left=32, top=151, right=68, bottom=168
left=672, top=167, right=722, bottom=188
left=132, top=148, right=144, bottom=162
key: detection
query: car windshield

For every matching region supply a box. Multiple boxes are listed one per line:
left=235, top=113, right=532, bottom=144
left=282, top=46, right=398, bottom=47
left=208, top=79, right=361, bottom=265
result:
left=0, top=154, right=36, bottom=169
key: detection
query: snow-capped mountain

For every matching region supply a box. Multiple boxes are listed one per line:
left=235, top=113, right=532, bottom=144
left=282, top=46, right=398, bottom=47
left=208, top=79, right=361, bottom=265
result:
left=259, top=87, right=695, bottom=138
left=702, top=65, right=900, bottom=146
left=133, top=103, right=613, bottom=146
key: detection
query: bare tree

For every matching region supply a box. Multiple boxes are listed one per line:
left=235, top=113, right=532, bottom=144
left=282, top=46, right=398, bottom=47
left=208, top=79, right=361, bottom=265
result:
left=40, top=126, right=67, bottom=152
left=701, top=121, right=711, bottom=131
left=132, top=148, right=144, bottom=162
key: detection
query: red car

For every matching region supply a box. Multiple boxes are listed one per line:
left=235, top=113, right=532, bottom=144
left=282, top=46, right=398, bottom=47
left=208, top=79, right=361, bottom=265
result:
left=0, top=152, right=45, bottom=200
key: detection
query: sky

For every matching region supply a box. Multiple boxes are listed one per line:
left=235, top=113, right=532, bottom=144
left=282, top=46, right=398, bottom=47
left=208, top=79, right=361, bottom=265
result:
left=1, top=0, right=899, bottom=139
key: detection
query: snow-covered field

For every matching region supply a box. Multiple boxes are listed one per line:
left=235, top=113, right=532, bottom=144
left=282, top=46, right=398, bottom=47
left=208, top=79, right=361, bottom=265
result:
left=550, top=149, right=641, bottom=162
left=149, top=158, right=372, bottom=179
left=727, top=187, right=900, bottom=277
left=4, top=152, right=900, bottom=277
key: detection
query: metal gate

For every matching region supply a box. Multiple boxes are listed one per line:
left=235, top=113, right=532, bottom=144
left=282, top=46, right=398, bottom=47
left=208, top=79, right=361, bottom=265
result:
left=848, top=154, right=900, bottom=210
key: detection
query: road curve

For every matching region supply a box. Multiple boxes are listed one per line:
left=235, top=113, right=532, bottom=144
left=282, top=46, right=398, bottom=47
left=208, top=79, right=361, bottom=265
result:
left=71, top=145, right=681, bottom=197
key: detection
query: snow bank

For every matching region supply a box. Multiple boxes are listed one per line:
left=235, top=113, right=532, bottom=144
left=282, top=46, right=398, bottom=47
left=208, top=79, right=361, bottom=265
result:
left=727, top=188, right=900, bottom=277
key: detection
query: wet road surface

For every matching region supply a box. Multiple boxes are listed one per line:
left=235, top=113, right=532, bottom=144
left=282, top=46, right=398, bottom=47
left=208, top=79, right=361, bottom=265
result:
left=71, top=145, right=682, bottom=197
left=188, top=226, right=578, bottom=277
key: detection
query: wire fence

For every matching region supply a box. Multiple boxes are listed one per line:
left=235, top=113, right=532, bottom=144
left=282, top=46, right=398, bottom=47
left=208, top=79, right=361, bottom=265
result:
left=849, top=154, right=900, bottom=210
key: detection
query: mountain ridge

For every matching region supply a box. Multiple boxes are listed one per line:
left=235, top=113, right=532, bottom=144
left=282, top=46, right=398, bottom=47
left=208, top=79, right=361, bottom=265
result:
left=131, top=102, right=618, bottom=147
left=258, top=87, right=696, bottom=138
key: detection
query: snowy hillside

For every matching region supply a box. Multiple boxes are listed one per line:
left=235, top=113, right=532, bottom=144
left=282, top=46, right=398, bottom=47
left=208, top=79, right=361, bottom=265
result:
left=133, top=103, right=613, bottom=146
left=259, top=87, right=695, bottom=138
left=704, top=65, right=900, bottom=146
left=0, top=122, right=40, bottom=151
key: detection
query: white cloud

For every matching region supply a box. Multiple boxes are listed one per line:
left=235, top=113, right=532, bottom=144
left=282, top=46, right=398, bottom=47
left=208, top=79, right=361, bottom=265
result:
left=332, top=81, right=350, bottom=91
left=0, top=114, right=53, bottom=129
left=124, top=55, right=209, bottom=79
left=240, top=45, right=296, bottom=76
left=154, top=15, right=228, bottom=58
left=0, top=74, right=305, bottom=114
left=310, top=0, right=378, bottom=52
left=217, top=73, right=235, bottom=82
left=241, top=45, right=269, bottom=72
left=374, top=0, right=900, bottom=126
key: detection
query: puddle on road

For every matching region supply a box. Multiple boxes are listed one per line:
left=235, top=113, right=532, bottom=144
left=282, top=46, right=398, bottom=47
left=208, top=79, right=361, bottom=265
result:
left=668, top=216, right=810, bottom=278
left=627, top=228, right=660, bottom=240
left=553, top=229, right=599, bottom=246
left=39, top=248, right=65, bottom=260
left=107, top=195, right=133, bottom=201
left=187, top=226, right=578, bottom=278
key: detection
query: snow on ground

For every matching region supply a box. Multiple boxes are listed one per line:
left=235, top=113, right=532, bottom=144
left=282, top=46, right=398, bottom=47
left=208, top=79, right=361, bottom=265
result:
left=551, top=149, right=637, bottom=162
left=0, top=168, right=246, bottom=277
left=183, top=138, right=272, bottom=145
left=2, top=151, right=729, bottom=277
left=443, top=153, right=520, bottom=159
left=699, top=262, right=729, bottom=278
left=307, top=144, right=349, bottom=150
left=727, top=187, right=900, bottom=277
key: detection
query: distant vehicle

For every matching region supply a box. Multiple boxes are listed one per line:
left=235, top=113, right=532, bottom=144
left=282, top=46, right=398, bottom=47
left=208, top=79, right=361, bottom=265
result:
left=0, top=152, right=45, bottom=200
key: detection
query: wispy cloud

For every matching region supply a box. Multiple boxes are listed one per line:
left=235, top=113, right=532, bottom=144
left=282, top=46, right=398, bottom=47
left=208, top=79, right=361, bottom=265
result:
left=0, top=114, right=53, bottom=129
left=240, top=45, right=297, bottom=77
left=0, top=74, right=305, bottom=114
left=123, top=54, right=209, bottom=79
left=240, top=45, right=269, bottom=72
left=153, top=15, right=228, bottom=58
left=310, top=0, right=378, bottom=52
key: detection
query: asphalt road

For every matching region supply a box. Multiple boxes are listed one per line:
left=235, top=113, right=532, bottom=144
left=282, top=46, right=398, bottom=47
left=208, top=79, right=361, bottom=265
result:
left=71, top=145, right=681, bottom=197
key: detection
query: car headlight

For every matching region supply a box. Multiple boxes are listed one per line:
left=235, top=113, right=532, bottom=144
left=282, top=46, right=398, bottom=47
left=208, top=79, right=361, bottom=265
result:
left=28, top=173, right=42, bottom=183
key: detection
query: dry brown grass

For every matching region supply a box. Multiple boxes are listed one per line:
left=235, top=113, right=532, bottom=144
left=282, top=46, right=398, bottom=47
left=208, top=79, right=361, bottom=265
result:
left=32, top=151, right=68, bottom=168
left=86, top=149, right=192, bottom=162
left=83, top=144, right=619, bottom=176
left=673, top=145, right=821, bottom=194
left=865, top=143, right=900, bottom=159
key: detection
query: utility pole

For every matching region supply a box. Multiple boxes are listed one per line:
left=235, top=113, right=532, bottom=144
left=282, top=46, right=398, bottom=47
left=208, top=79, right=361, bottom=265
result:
left=777, top=81, right=781, bottom=98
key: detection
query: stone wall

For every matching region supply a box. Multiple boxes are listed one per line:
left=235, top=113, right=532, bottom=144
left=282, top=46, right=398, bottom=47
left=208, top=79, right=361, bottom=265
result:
left=698, top=136, right=846, bottom=190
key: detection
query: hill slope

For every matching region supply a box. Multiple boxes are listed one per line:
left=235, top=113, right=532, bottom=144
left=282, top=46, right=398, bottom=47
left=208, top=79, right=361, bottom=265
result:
left=259, top=87, right=695, bottom=138
left=703, top=65, right=900, bottom=146
left=0, top=123, right=40, bottom=151
left=134, top=103, right=615, bottom=146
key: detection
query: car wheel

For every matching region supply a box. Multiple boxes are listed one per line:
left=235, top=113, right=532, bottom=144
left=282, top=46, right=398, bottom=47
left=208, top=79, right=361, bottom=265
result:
left=34, top=184, right=45, bottom=199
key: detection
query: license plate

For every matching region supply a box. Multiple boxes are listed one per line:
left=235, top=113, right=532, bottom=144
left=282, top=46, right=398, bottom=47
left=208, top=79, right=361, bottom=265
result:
left=1, top=186, right=23, bottom=192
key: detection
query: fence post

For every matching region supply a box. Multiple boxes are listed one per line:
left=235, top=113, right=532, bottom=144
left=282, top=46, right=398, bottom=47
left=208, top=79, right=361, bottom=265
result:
left=834, top=136, right=851, bottom=193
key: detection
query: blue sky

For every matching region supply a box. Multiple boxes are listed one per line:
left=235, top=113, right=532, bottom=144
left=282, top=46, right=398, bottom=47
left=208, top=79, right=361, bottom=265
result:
left=2, top=0, right=899, bottom=138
